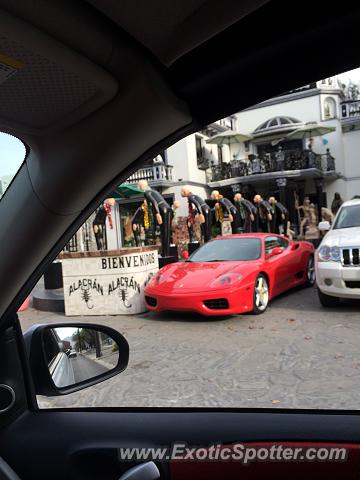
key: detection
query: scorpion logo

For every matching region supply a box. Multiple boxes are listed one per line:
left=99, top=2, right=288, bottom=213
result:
left=81, top=285, right=94, bottom=309
left=118, top=288, right=132, bottom=308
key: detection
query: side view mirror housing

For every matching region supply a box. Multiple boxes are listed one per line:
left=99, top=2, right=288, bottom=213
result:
left=266, top=247, right=284, bottom=259
left=24, top=323, right=129, bottom=396
left=318, top=221, right=331, bottom=231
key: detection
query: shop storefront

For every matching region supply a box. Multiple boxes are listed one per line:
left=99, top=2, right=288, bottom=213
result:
left=116, top=193, right=174, bottom=249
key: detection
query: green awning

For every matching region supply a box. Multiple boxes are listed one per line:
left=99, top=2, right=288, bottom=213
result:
left=111, top=183, right=143, bottom=199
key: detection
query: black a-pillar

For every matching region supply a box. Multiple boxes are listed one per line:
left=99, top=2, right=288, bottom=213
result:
left=314, top=177, right=324, bottom=223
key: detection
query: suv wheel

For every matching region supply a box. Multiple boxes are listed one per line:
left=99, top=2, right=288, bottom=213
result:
left=317, top=288, right=340, bottom=307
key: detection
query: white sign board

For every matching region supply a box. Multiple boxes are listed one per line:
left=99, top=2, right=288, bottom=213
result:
left=62, top=249, right=158, bottom=316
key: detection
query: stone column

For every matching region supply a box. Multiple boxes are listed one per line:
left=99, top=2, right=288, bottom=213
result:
left=314, top=177, right=324, bottom=223
left=293, top=180, right=306, bottom=234
left=276, top=177, right=287, bottom=208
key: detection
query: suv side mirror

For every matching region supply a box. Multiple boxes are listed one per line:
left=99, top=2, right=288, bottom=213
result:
left=266, top=247, right=283, bottom=259
left=24, top=323, right=129, bottom=396
left=318, top=221, right=330, bottom=231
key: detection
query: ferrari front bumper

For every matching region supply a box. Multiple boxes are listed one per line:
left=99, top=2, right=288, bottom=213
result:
left=144, top=284, right=254, bottom=316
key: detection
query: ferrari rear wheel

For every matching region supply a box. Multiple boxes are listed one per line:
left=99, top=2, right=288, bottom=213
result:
left=253, top=274, right=269, bottom=314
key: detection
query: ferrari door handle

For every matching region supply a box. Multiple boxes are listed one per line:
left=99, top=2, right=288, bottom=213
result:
left=119, top=461, right=160, bottom=480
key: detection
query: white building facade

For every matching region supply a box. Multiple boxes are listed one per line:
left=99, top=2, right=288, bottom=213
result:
left=69, top=76, right=360, bottom=251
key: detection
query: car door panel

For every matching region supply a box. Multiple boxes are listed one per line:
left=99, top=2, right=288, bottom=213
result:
left=1, top=410, right=360, bottom=480
left=279, top=247, right=302, bottom=288
left=264, top=237, right=289, bottom=296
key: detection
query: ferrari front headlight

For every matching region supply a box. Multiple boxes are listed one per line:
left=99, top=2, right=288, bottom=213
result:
left=210, top=272, right=243, bottom=288
left=149, top=271, right=166, bottom=286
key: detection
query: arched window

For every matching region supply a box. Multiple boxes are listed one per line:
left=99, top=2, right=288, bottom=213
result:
left=324, top=97, right=337, bottom=119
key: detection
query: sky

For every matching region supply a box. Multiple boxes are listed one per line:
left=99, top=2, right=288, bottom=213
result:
left=56, top=327, right=78, bottom=341
left=0, top=132, right=26, bottom=177
left=1, top=67, right=360, bottom=178
left=338, top=67, right=360, bottom=85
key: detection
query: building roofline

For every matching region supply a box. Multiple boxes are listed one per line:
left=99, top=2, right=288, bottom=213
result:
left=241, top=88, right=343, bottom=112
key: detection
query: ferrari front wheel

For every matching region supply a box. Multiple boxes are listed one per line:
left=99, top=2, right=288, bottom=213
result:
left=252, top=274, right=269, bottom=314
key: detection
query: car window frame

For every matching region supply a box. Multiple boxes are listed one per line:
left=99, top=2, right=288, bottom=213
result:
left=264, top=235, right=289, bottom=255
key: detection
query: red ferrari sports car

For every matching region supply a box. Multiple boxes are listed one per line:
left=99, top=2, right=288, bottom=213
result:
left=145, top=234, right=315, bottom=315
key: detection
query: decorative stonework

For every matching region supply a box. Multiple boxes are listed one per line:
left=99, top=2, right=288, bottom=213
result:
left=61, top=247, right=159, bottom=316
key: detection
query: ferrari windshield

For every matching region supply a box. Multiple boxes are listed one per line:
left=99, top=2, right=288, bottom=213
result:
left=188, top=238, right=262, bottom=262
left=333, top=204, right=360, bottom=229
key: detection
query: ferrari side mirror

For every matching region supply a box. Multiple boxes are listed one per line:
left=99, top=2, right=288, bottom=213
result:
left=266, top=247, right=284, bottom=259
left=24, top=323, right=129, bottom=396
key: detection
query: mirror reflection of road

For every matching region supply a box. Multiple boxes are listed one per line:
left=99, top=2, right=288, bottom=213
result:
left=71, top=353, right=108, bottom=383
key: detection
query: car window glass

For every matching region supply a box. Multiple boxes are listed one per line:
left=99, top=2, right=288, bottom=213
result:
left=265, top=236, right=282, bottom=255
left=334, top=205, right=360, bottom=229
left=16, top=65, right=360, bottom=411
left=278, top=237, right=289, bottom=249
left=189, top=238, right=262, bottom=262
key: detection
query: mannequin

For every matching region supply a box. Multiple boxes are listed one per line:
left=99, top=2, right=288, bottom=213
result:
left=268, top=196, right=289, bottom=236
left=321, top=207, right=334, bottom=224
left=233, top=193, right=256, bottom=233
left=92, top=198, right=115, bottom=250
left=253, top=194, right=273, bottom=233
left=296, top=196, right=312, bottom=239
left=137, top=180, right=172, bottom=257
left=181, top=188, right=211, bottom=243
left=131, top=205, right=146, bottom=247
left=211, top=190, right=237, bottom=236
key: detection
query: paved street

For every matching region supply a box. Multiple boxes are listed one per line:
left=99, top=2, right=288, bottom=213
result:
left=71, top=354, right=108, bottom=384
left=19, top=286, right=360, bottom=409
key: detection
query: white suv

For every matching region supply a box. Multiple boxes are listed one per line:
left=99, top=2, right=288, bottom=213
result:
left=315, top=199, right=360, bottom=307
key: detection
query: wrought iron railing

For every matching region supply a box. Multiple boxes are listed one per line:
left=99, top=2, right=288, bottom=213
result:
left=341, top=100, right=360, bottom=119
left=210, top=149, right=335, bottom=182
left=63, top=215, right=107, bottom=253
left=197, top=155, right=210, bottom=170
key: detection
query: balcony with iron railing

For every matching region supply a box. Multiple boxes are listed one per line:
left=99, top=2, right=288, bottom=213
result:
left=126, top=164, right=174, bottom=186
left=208, top=149, right=336, bottom=184
left=341, top=100, right=360, bottom=121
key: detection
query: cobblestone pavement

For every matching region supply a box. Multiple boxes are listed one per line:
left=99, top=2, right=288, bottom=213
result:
left=19, top=286, right=360, bottom=410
